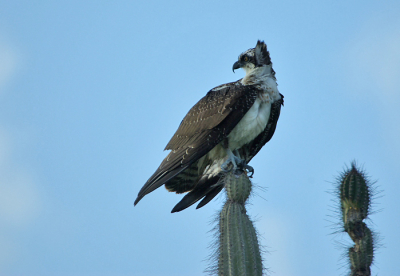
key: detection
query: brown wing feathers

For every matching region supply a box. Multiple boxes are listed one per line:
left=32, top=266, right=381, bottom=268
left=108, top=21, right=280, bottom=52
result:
left=165, top=82, right=242, bottom=151
left=134, top=82, right=259, bottom=206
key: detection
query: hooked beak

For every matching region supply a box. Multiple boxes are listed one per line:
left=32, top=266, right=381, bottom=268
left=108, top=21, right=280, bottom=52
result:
left=232, top=61, right=241, bottom=72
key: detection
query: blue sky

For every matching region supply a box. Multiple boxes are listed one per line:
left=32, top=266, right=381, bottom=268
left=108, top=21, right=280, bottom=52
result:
left=0, top=1, right=399, bottom=275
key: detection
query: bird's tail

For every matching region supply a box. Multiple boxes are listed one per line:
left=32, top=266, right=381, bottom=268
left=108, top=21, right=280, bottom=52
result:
left=171, top=174, right=224, bottom=213
left=134, top=166, right=187, bottom=206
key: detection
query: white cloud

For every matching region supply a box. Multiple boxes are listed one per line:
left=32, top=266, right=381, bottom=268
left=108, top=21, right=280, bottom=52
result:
left=0, top=36, right=41, bottom=272
left=0, top=235, right=17, bottom=271
left=0, top=41, right=18, bottom=93
left=0, top=38, right=40, bottom=227
left=0, top=171, right=40, bottom=227
left=0, top=172, right=40, bottom=272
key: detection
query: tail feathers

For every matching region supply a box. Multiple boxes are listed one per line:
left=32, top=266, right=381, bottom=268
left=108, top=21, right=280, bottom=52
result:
left=196, top=185, right=224, bottom=209
left=164, top=162, right=199, bottom=194
left=171, top=175, right=222, bottom=213
left=134, top=166, right=187, bottom=206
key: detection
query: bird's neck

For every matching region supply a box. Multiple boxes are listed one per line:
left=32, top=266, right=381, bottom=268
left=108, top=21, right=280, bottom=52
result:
left=241, top=65, right=273, bottom=85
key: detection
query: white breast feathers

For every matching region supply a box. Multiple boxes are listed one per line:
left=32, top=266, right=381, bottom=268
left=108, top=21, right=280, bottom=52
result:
left=228, top=71, right=281, bottom=150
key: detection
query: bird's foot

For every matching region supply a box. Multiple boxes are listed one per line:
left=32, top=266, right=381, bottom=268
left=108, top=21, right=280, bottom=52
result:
left=242, top=163, right=254, bottom=178
left=221, top=156, right=254, bottom=178
left=234, top=160, right=254, bottom=178
left=221, top=154, right=242, bottom=173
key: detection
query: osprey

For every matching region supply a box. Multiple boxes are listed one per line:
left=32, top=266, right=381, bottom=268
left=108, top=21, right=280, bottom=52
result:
left=134, top=40, right=284, bottom=212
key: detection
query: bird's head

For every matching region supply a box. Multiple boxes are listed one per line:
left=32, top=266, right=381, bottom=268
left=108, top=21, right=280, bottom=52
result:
left=232, top=40, right=272, bottom=75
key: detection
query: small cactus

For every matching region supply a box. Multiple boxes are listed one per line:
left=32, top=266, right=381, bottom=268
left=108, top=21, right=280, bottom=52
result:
left=340, top=164, right=370, bottom=229
left=333, top=161, right=379, bottom=276
left=207, top=171, right=264, bottom=276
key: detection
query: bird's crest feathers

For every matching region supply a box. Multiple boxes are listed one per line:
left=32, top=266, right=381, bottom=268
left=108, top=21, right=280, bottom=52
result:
left=254, top=40, right=271, bottom=67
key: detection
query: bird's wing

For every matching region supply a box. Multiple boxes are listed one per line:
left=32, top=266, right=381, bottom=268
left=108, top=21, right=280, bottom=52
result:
left=240, top=93, right=284, bottom=163
left=164, top=81, right=253, bottom=151
left=170, top=95, right=284, bottom=213
left=134, top=81, right=260, bottom=205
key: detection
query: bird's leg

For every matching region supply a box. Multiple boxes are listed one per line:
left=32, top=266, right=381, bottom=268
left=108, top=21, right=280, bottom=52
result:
left=221, top=148, right=242, bottom=173
left=233, top=149, right=241, bottom=159
left=221, top=149, right=254, bottom=177
left=221, top=139, right=236, bottom=172
left=234, top=150, right=254, bottom=178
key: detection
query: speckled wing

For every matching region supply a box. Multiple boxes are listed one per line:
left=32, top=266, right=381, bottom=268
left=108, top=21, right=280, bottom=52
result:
left=170, top=94, right=284, bottom=213
left=239, top=93, right=284, bottom=163
left=134, top=81, right=260, bottom=205
left=164, top=82, right=255, bottom=151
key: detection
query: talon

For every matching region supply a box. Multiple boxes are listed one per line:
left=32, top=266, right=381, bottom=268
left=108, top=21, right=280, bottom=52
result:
left=245, top=165, right=254, bottom=178
left=238, top=161, right=254, bottom=178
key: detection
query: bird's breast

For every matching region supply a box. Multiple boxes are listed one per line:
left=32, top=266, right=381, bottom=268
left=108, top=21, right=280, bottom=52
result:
left=227, top=97, right=271, bottom=150
left=227, top=78, right=280, bottom=150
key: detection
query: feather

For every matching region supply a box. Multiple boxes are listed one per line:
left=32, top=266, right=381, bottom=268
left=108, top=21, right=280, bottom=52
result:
left=254, top=40, right=271, bottom=66
left=171, top=175, right=221, bottom=213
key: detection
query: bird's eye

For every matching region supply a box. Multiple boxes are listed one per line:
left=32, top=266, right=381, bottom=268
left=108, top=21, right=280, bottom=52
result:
left=243, top=56, right=249, bottom=62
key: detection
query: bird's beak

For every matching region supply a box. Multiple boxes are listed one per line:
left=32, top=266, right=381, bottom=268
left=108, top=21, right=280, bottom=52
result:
left=232, top=61, right=241, bottom=72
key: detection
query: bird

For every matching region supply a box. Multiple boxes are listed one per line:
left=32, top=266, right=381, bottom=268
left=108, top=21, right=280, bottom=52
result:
left=134, top=40, right=284, bottom=213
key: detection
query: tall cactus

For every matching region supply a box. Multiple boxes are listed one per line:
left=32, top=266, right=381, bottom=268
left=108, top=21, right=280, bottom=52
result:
left=333, top=162, right=379, bottom=276
left=207, top=171, right=264, bottom=276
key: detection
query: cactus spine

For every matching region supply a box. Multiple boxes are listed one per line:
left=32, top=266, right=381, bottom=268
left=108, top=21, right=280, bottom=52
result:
left=335, top=162, right=378, bottom=276
left=208, top=171, right=263, bottom=276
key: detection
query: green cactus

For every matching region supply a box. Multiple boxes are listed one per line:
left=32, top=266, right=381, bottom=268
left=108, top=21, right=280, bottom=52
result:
left=348, top=225, right=374, bottom=276
left=208, top=171, right=264, bottom=276
left=334, top=161, right=379, bottom=276
left=340, top=163, right=371, bottom=229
